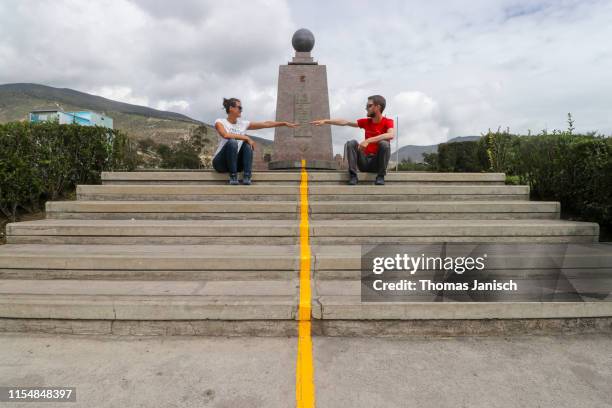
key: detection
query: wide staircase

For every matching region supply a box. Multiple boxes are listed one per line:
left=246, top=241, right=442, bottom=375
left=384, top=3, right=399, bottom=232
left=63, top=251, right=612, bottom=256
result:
left=0, top=170, right=610, bottom=336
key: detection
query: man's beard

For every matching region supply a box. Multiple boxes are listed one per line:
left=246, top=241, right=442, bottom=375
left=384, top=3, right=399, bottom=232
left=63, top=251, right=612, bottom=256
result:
left=367, top=111, right=375, bottom=118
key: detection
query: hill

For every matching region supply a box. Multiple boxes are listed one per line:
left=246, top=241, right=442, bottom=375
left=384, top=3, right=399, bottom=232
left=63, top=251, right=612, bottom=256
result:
left=391, top=136, right=481, bottom=163
left=0, top=83, right=272, bottom=148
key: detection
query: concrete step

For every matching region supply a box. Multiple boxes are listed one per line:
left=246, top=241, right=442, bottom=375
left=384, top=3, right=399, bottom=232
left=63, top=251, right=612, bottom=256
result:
left=6, top=220, right=299, bottom=244
left=47, top=201, right=299, bottom=220
left=78, top=184, right=299, bottom=201
left=308, top=219, right=599, bottom=244
left=0, top=244, right=299, bottom=280
left=312, top=243, right=612, bottom=280
left=77, top=184, right=528, bottom=201
left=312, top=280, right=612, bottom=320
left=310, top=201, right=559, bottom=220
left=0, top=279, right=297, bottom=320
left=308, top=185, right=529, bottom=201
left=102, top=171, right=507, bottom=185
left=45, top=200, right=558, bottom=220
left=6, top=219, right=598, bottom=245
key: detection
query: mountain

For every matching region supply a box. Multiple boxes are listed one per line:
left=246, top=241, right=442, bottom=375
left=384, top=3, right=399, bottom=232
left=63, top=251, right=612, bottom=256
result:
left=0, top=83, right=272, bottom=148
left=0, top=83, right=198, bottom=122
left=391, top=136, right=481, bottom=163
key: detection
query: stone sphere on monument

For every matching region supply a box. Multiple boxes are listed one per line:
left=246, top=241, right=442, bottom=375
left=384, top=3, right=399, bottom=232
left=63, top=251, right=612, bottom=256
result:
left=291, top=28, right=315, bottom=52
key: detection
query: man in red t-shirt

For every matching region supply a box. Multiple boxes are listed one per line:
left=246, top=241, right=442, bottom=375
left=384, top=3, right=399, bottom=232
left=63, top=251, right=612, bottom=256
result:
left=311, top=95, right=394, bottom=185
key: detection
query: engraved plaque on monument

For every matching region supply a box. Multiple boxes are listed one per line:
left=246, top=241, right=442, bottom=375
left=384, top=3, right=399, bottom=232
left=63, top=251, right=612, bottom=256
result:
left=293, top=93, right=312, bottom=137
left=269, top=28, right=338, bottom=170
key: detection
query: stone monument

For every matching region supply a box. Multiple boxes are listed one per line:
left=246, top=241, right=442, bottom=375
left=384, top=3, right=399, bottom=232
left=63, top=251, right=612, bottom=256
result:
left=268, top=28, right=338, bottom=170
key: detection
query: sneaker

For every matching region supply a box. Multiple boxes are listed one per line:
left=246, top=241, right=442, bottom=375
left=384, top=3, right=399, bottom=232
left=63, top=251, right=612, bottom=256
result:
left=348, top=174, right=358, bottom=185
left=242, top=175, right=252, bottom=185
left=375, top=175, right=385, bottom=185
left=229, top=174, right=239, bottom=185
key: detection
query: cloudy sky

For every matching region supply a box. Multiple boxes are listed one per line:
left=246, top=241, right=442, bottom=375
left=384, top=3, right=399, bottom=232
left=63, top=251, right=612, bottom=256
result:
left=1, top=0, right=611, bottom=153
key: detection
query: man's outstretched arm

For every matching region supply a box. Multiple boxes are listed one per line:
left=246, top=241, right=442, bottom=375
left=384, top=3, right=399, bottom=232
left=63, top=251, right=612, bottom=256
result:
left=310, top=119, right=359, bottom=127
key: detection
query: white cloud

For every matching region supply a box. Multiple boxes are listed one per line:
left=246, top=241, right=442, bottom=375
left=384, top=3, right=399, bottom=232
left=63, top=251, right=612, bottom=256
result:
left=392, top=91, right=450, bottom=145
left=89, top=86, right=149, bottom=107
left=156, top=100, right=190, bottom=112
left=0, top=0, right=295, bottom=136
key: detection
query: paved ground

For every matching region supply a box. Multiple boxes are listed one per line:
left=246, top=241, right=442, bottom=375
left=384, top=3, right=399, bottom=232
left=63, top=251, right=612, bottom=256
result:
left=0, top=333, right=611, bottom=407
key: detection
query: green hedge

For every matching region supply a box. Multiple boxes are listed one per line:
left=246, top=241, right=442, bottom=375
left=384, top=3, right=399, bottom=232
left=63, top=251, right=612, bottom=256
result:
left=0, top=121, right=137, bottom=221
left=436, top=140, right=489, bottom=172
left=481, top=129, right=612, bottom=229
left=418, top=128, right=610, bottom=229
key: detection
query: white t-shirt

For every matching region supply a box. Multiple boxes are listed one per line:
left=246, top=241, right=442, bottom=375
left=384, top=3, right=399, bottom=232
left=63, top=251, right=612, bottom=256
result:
left=213, top=118, right=251, bottom=158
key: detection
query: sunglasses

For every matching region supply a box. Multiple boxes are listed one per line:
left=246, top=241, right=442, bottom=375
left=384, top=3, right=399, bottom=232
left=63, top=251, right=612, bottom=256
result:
left=235, top=105, right=243, bottom=111
left=366, top=103, right=374, bottom=109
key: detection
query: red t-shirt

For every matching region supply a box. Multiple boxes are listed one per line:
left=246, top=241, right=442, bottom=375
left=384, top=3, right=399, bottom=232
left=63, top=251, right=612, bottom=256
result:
left=357, top=116, right=394, bottom=155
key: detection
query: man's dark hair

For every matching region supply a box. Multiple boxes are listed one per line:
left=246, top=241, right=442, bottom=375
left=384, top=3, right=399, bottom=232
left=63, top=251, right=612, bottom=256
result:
left=222, top=97, right=241, bottom=113
left=368, top=95, right=386, bottom=113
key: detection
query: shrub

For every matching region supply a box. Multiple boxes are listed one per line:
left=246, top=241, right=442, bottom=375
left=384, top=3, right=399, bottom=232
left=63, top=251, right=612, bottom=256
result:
left=436, top=140, right=488, bottom=172
left=517, top=133, right=611, bottom=227
left=481, top=127, right=611, bottom=229
left=160, top=140, right=202, bottom=169
left=0, top=121, right=137, bottom=221
left=423, top=121, right=610, bottom=229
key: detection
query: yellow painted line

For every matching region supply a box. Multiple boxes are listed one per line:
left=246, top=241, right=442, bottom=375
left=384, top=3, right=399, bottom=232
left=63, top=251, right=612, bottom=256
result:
left=296, top=159, right=315, bottom=407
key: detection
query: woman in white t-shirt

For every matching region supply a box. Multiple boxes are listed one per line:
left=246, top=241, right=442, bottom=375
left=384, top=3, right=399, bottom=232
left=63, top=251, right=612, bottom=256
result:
left=213, top=98, right=298, bottom=185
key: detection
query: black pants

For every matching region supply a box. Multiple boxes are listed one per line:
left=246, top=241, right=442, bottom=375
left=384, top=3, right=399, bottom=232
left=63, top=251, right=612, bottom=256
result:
left=212, top=139, right=253, bottom=176
left=344, top=139, right=391, bottom=177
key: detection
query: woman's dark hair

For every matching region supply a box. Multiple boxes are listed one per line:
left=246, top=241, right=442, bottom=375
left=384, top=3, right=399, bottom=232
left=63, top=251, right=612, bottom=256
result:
left=368, top=95, right=386, bottom=113
left=223, top=97, right=241, bottom=113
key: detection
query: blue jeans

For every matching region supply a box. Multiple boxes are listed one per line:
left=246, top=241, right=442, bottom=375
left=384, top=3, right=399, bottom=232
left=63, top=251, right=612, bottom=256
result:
left=212, top=139, right=253, bottom=176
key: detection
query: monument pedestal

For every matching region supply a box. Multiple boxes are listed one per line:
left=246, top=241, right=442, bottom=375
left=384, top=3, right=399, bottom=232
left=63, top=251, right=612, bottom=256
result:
left=268, top=159, right=339, bottom=170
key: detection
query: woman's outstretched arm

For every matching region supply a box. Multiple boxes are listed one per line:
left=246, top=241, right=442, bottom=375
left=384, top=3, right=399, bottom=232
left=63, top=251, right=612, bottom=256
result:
left=247, top=121, right=299, bottom=130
